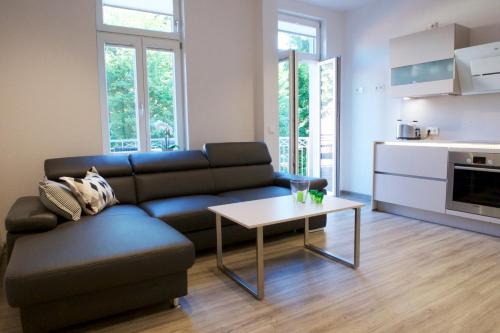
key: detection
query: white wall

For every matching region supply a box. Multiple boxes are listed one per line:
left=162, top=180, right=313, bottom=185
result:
left=0, top=0, right=261, bottom=245
left=342, top=0, right=500, bottom=195
left=183, top=0, right=257, bottom=149
left=0, top=0, right=103, bottom=244
left=255, top=0, right=280, bottom=169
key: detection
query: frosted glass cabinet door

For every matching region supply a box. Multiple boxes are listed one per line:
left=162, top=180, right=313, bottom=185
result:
left=391, top=58, right=454, bottom=86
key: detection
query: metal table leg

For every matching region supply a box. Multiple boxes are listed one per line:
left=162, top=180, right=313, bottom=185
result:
left=216, top=214, right=265, bottom=300
left=304, top=207, right=361, bottom=269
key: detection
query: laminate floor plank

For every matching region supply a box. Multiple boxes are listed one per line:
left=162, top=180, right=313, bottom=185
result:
left=1, top=202, right=499, bottom=333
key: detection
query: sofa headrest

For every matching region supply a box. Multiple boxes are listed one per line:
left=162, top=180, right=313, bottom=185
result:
left=129, top=150, right=209, bottom=174
left=203, top=142, right=272, bottom=168
left=45, top=155, right=133, bottom=180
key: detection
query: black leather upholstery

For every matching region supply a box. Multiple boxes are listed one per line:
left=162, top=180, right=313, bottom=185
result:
left=203, top=142, right=272, bottom=167
left=140, top=195, right=237, bottom=233
left=218, top=186, right=291, bottom=202
left=97, top=204, right=149, bottom=217
left=19, top=273, right=187, bottom=333
left=45, top=155, right=132, bottom=179
left=130, top=150, right=209, bottom=173
left=106, top=176, right=138, bottom=204
left=274, top=172, right=328, bottom=191
left=131, top=150, right=216, bottom=202
left=211, top=165, right=275, bottom=192
left=44, top=154, right=137, bottom=204
left=135, top=169, right=215, bottom=202
left=5, top=214, right=194, bottom=307
left=6, top=197, right=58, bottom=233
left=185, top=216, right=326, bottom=251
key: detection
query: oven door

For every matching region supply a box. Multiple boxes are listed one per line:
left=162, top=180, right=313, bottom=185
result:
left=447, top=154, right=500, bottom=218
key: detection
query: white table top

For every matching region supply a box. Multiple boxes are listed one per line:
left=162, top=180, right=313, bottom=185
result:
left=208, top=195, right=364, bottom=229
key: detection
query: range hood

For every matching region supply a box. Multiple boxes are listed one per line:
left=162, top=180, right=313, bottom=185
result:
left=455, top=41, right=500, bottom=95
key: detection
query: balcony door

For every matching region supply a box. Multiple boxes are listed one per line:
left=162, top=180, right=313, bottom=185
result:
left=278, top=50, right=340, bottom=195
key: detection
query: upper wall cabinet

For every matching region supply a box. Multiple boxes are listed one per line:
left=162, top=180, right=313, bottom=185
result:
left=390, top=24, right=470, bottom=98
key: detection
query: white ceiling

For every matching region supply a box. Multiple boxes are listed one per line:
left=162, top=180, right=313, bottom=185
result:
left=295, top=0, right=378, bottom=11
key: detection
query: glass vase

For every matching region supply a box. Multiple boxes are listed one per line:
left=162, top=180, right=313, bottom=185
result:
left=290, top=179, right=310, bottom=203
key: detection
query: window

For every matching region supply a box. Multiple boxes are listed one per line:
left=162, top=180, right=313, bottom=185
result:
left=96, top=0, right=184, bottom=153
left=97, top=0, right=179, bottom=37
left=278, top=13, right=320, bottom=59
left=102, top=0, right=174, bottom=33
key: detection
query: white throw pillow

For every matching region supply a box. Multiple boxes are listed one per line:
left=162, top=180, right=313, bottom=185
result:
left=60, top=167, right=119, bottom=215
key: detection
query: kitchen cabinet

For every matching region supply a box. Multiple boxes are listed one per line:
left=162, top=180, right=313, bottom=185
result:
left=374, top=144, right=448, bottom=179
left=373, top=143, right=447, bottom=213
left=374, top=174, right=446, bottom=213
left=390, top=24, right=470, bottom=98
left=372, top=141, right=500, bottom=236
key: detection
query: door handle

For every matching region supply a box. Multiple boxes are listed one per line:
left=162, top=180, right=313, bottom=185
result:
left=454, top=166, right=500, bottom=173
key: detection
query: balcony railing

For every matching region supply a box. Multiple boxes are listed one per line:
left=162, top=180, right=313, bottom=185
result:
left=278, top=136, right=310, bottom=175
left=110, top=138, right=175, bottom=152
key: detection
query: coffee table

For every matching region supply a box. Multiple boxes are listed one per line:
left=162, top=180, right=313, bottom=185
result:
left=208, top=195, right=363, bottom=300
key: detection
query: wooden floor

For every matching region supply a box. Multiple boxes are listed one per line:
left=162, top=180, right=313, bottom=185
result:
left=2, top=201, right=500, bottom=333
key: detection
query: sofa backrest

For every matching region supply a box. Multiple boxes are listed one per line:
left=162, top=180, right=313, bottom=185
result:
left=129, top=150, right=215, bottom=202
left=203, top=142, right=274, bottom=193
left=44, top=155, right=137, bottom=204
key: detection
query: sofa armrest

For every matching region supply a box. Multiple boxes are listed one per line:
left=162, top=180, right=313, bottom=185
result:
left=274, top=172, right=328, bottom=191
left=5, top=196, right=58, bottom=233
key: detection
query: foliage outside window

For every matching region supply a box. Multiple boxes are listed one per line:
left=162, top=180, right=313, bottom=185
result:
left=98, top=0, right=182, bottom=153
left=103, top=5, right=173, bottom=32
left=104, top=45, right=138, bottom=151
left=278, top=17, right=319, bottom=56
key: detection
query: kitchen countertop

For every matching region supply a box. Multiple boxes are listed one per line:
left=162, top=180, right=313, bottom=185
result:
left=375, top=140, right=500, bottom=151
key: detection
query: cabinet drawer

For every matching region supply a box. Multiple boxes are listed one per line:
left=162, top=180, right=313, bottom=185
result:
left=375, top=144, right=448, bottom=179
left=374, top=174, right=446, bottom=213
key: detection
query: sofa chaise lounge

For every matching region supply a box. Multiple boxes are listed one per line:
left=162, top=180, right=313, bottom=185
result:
left=3, top=142, right=327, bottom=332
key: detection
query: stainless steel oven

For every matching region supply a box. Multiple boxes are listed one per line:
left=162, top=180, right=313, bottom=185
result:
left=447, top=151, right=500, bottom=219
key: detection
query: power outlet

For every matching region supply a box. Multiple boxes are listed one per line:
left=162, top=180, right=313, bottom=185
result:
left=354, top=86, right=365, bottom=95
left=426, top=127, right=439, bottom=136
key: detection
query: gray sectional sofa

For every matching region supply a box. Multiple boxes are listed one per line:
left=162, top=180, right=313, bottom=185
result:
left=3, top=142, right=327, bottom=332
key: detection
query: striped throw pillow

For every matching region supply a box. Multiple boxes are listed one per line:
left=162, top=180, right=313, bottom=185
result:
left=39, top=178, right=82, bottom=221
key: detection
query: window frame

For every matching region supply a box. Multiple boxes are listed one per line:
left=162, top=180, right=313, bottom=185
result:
left=97, top=33, right=185, bottom=153
left=96, top=0, right=181, bottom=40
left=278, top=13, right=321, bottom=61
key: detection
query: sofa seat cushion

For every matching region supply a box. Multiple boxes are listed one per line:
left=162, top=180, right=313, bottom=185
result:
left=218, top=186, right=291, bottom=202
left=140, top=195, right=237, bottom=233
left=5, top=213, right=194, bottom=307
left=97, top=204, right=149, bottom=217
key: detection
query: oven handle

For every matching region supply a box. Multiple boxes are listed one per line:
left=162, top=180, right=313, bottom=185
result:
left=454, top=166, right=500, bottom=173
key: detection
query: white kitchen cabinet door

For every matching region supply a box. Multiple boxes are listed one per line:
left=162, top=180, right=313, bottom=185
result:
left=390, top=77, right=460, bottom=98
left=375, top=144, right=448, bottom=179
left=390, top=24, right=470, bottom=68
left=374, top=174, right=446, bottom=213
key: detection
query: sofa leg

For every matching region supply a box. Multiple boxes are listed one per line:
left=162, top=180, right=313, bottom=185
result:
left=170, top=297, right=180, bottom=308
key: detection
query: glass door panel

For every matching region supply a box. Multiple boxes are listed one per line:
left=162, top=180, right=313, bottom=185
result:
left=146, top=49, right=177, bottom=151
left=278, top=51, right=295, bottom=173
left=297, top=61, right=311, bottom=176
left=319, top=58, right=339, bottom=194
left=104, top=45, right=140, bottom=153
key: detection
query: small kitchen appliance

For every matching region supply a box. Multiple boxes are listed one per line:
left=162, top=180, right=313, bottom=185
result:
left=396, top=120, right=421, bottom=140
